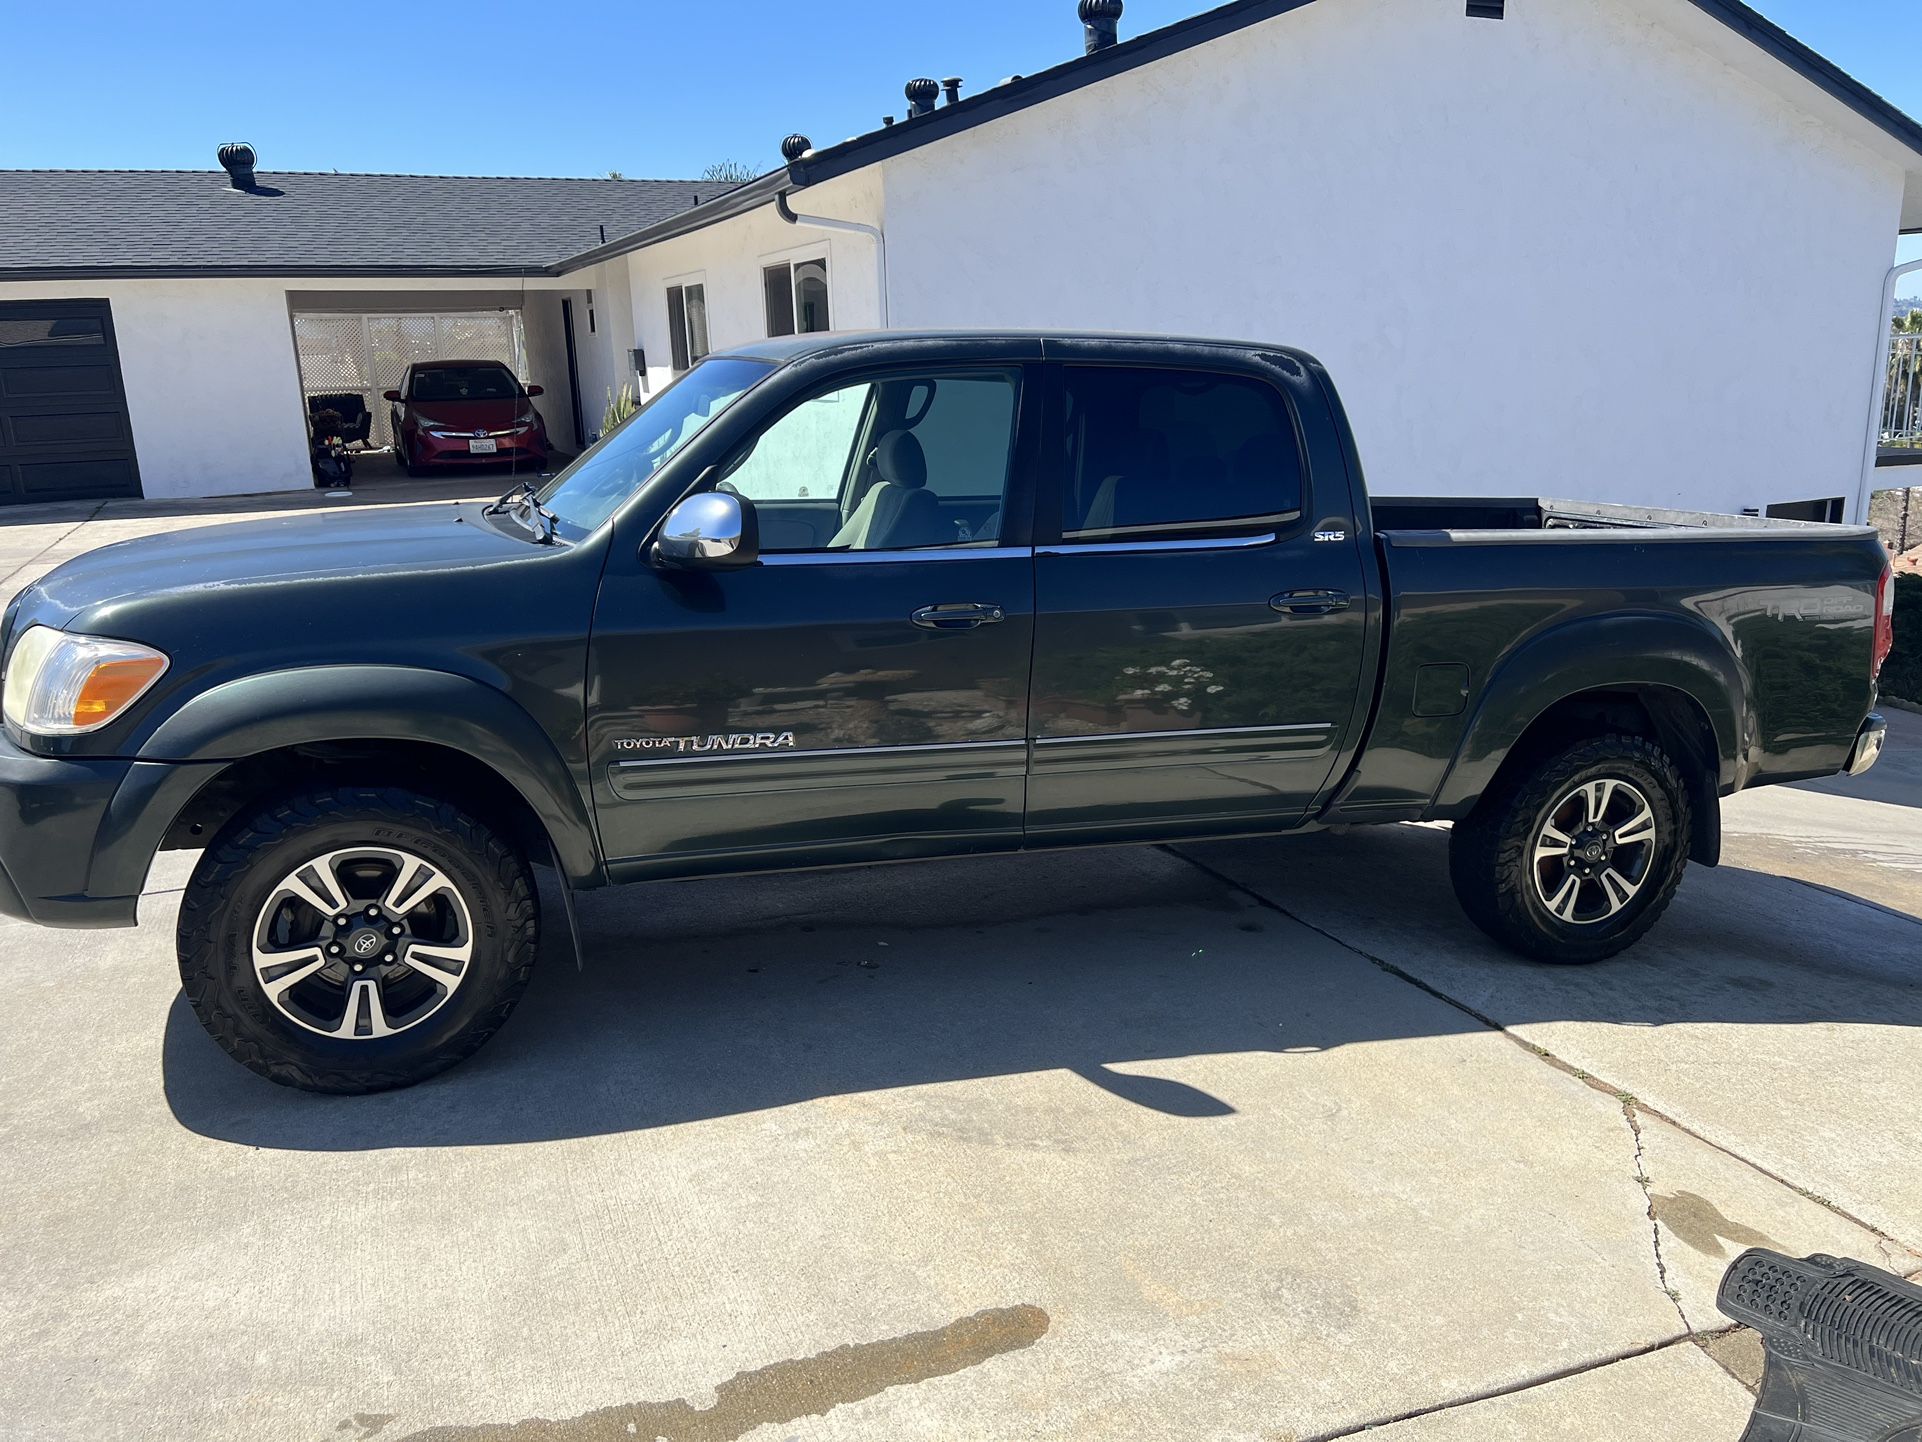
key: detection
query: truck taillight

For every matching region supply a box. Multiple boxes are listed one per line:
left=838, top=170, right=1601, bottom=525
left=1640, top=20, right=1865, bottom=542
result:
left=1874, top=563, right=1895, bottom=680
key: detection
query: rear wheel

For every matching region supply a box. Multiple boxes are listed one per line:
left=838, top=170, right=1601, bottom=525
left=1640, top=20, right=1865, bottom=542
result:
left=1448, top=733, right=1691, bottom=963
left=177, top=786, right=539, bottom=1093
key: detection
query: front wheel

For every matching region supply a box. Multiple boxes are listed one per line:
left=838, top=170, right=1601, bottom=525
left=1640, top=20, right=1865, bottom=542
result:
left=1449, top=733, right=1692, bottom=964
left=177, top=786, right=540, bottom=1093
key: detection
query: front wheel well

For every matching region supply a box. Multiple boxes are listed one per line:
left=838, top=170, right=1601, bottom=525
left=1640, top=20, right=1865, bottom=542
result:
left=161, top=740, right=560, bottom=874
left=1471, top=686, right=1723, bottom=865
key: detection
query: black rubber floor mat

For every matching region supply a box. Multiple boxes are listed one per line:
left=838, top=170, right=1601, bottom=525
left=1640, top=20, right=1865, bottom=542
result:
left=1718, top=1249, right=1922, bottom=1441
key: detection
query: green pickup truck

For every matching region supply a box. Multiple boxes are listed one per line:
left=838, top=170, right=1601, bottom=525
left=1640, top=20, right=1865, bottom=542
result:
left=0, top=331, right=1894, bottom=1092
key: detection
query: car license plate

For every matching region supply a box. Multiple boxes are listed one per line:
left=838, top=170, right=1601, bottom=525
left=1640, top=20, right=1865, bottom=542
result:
left=468, top=438, right=498, bottom=454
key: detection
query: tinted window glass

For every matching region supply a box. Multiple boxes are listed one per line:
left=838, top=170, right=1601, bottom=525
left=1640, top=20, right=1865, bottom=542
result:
left=412, top=366, right=521, bottom=402
left=0, top=317, right=103, bottom=349
left=896, top=376, right=1018, bottom=499
left=794, top=260, right=830, bottom=333
left=721, top=369, right=1019, bottom=553
left=666, top=288, right=690, bottom=371
left=683, top=284, right=710, bottom=362
left=764, top=265, right=797, bottom=337
left=1060, top=367, right=1303, bottom=541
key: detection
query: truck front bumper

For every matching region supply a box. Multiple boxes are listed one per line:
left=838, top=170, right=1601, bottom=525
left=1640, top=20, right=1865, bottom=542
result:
left=0, top=732, right=223, bottom=929
left=1846, top=713, right=1887, bottom=777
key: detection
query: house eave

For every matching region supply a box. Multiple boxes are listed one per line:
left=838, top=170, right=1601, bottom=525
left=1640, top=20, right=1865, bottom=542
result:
left=551, top=173, right=788, bottom=275
left=788, top=0, right=1319, bottom=189
left=781, top=0, right=1922, bottom=194
left=0, top=263, right=559, bottom=283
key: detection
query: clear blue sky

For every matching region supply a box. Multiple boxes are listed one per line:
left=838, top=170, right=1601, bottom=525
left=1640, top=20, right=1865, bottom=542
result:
left=2, top=0, right=1919, bottom=267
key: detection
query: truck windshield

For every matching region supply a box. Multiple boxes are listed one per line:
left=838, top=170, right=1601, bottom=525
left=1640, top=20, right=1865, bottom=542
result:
left=535, top=357, right=773, bottom=539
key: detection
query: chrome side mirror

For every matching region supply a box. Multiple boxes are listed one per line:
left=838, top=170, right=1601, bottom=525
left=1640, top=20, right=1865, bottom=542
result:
left=652, top=491, right=759, bottom=569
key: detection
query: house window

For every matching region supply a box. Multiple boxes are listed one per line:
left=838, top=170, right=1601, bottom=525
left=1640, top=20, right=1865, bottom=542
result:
left=666, top=283, right=710, bottom=373
left=763, top=259, right=830, bottom=337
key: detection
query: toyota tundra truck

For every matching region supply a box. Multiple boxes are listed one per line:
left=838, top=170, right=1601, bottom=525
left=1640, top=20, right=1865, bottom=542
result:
left=0, top=331, right=1895, bottom=1092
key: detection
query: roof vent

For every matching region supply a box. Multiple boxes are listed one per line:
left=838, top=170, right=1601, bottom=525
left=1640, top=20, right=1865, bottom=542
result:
left=781, top=134, right=812, bottom=163
left=1079, top=0, right=1123, bottom=53
left=942, top=77, right=964, bottom=106
left=905, top=77, right=940, bottom=119
left=1466, top=0, right=1504, bottom=16
left=216, top=142, right=257, bottom=190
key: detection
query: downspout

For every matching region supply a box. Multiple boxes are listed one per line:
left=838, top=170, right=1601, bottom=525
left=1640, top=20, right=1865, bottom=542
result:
left=1857, top=257, right=1922, bottom=525
left=777, top=189, right=890, bottom=329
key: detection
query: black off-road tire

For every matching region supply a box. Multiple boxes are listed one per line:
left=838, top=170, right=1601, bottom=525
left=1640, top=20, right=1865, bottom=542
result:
left=1448, top=733, right=1692, bottom=964
left=177, top=786, right=539, bottom=1094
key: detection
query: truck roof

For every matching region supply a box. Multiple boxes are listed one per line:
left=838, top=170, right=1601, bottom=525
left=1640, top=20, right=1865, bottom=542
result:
left=722, top=329, right=1287, bottom=365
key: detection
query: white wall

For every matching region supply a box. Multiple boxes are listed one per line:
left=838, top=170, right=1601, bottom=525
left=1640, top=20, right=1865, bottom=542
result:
left=621, top=171, right=885, bottom=397
left=562, top=262, right=649, bottom=445
left=0, top=276, right=314, bottom=498
left=517, top=294, right=579, bottom=451
left=868, top=0, right=1907, bottom=519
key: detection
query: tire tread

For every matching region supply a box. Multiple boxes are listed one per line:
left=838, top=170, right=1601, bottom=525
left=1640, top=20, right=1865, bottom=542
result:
left=176, top=785, right=538, bottom=1094
left=1449, top=732, right=1691, bottom=964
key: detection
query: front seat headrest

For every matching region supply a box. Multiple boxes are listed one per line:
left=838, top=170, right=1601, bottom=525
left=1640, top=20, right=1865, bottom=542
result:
left=875, top=430, right=928, bottom=489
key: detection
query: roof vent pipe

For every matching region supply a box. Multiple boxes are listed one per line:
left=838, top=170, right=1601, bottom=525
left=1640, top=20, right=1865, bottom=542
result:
left=1079, top=0, right=1123, bottom=54
left=905, top=78, right=940, bottom=119
left=942, top=77, right=964, bottom=106
left=217, top=142, right=257, bottom=190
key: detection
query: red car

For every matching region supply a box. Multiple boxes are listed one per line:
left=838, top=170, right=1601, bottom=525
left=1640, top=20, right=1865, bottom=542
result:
left=386, top=360, right=549, bottom=475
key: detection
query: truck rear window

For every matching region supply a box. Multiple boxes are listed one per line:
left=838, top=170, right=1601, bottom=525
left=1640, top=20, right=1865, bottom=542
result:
left=1061, top=367, right=1304, bottom=542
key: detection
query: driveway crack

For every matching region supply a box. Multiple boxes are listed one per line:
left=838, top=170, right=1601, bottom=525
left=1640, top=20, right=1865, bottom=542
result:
left=1166, top=844, right=1921, bottom=1256
left=1623, top=1096, right=1691, bottom=1332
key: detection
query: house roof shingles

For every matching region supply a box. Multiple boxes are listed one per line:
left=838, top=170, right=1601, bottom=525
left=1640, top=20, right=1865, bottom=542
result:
left=0, top=169, right=716, bottom=278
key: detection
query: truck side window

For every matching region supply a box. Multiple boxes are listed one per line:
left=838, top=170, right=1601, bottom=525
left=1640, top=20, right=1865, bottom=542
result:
left=721, top=369, right=1021, bottom=553
left=1060, top=367, right=1304, bottom=543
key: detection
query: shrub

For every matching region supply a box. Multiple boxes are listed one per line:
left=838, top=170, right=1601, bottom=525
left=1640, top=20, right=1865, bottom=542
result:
left=600, top=384, right=637, bottom=438
left=1885, top=573, right=1922, bottom=704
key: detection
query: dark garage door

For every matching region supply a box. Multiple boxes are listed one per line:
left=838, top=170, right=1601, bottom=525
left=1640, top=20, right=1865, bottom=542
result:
left=0, top=300, right=141, bottom=506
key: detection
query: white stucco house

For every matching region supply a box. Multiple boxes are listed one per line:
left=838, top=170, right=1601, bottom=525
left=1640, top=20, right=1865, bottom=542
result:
left=4, top=0, right=1921, bottom=520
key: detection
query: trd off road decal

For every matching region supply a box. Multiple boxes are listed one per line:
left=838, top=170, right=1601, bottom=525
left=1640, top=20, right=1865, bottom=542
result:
left=615, top=732, right=798, bottom=757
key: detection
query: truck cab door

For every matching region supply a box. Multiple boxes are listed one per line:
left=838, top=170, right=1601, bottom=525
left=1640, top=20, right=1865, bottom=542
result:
left=586, top=357, right=1040, bottom=879
left=1026, top=349, right=1371, bottom=842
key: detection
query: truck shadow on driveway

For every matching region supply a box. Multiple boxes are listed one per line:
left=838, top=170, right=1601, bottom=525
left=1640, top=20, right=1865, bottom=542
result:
left=160, top=827, right=1922, bottom=1152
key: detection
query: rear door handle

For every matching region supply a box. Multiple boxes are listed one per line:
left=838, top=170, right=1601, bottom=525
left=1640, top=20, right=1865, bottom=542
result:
left=911, top=602, right=1006, bottom=631
left=1270, top=589, right=1351, bottom=616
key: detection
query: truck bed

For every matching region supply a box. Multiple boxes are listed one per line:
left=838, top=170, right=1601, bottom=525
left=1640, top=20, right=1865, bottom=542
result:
left=1370, top=495, right=1842, bottom=535
left=1329, top=497, right=1887, bottom=827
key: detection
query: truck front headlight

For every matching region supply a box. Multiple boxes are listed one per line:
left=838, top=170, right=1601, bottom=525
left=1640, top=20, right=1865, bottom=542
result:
left=2, top=627, right=169, bottom=735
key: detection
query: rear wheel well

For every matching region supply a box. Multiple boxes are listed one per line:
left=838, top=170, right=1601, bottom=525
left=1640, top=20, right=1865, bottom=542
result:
left=161, top=740, right=558, bottom=873
left=1474, top=687, right=1723, bottom=865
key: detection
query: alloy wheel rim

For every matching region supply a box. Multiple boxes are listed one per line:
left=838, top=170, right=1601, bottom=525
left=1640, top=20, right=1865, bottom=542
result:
left=1530, top=778, right=1658, bottom=926
left=251, top=846, right=473, bottom=1040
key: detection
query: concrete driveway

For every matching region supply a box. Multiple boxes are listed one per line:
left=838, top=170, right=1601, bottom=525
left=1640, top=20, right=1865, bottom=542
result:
left=0, top=496, right=1917, bottom=1440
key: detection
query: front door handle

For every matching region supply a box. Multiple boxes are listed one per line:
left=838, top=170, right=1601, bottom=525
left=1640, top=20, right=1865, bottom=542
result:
left=1270, top=589, right=1351, bottom=616
left=911, top=602, right=1006, bottom=631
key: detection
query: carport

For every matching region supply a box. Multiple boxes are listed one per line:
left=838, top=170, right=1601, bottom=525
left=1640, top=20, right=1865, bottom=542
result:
left=288, top=289, right=583, bottom=457
left=0, top=160, right=711, bottom=498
